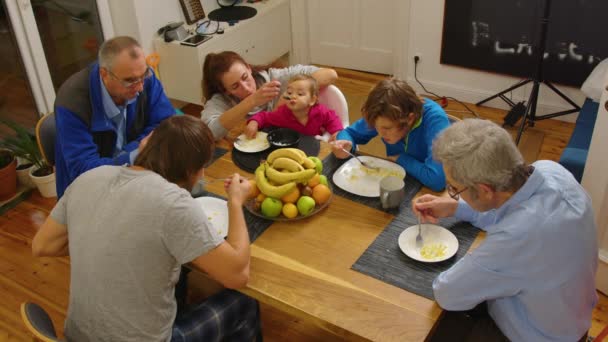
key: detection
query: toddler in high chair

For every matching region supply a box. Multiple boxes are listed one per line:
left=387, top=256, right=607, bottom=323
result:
left=244, top=74, right=343, bottom=138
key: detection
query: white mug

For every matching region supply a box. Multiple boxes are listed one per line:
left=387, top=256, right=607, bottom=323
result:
left=380, top=176, right=405, bottom=209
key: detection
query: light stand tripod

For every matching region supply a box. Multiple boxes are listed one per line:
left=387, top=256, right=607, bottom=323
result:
left=475, top=0, right=581, bottom=144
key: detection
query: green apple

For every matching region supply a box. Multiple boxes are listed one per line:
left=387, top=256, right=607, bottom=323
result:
left=261, top=197, right=282, bottom=217
left=297, top=196, right=316, bottom=216
left=319, top=175, right=328, bottom=186
left=308, top=156, right=323, bottom=174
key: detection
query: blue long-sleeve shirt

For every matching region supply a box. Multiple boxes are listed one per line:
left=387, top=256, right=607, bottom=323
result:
left=336, top=99, right=449, bottom=191
left=433, top=161, right=598, bottom=341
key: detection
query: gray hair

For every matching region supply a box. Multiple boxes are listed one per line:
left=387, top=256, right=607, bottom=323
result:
left=433, top=119, right=527, bottom=192
left=98, top=36, right=142, bottom=71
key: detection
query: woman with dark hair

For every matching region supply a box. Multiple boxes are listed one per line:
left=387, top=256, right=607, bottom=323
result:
left=32, top=116, right=261, bottom=341
left=201, top=50, right=338, bottom=139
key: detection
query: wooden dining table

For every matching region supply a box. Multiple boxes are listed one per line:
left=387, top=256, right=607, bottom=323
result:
left=194, top=134, right=482, bottom=341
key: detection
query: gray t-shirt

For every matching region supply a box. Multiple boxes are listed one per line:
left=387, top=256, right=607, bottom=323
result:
left=52, top=166, right=223, bottom=342
left=201, top=64, right=320, bottom=139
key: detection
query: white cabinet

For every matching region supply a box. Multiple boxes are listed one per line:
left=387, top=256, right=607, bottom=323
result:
left=154, top=0, right=292, bottom=105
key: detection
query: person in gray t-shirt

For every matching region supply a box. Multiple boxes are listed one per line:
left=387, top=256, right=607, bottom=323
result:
left=201, top=50, right=338, bottom=139
left=32, top=116, right=260, bottom=342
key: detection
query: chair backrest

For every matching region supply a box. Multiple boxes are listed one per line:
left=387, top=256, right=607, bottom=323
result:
left=317, top=84, right=350, bottom=130
left=36, top=113, right=56, bottom=167
left=20, top=302, right=60, bottom=342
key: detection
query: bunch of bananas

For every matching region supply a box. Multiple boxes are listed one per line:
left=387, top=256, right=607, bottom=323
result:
left=255, top=148, right=318, bottom=198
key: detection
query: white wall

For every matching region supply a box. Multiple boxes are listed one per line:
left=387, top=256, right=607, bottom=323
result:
left=581, top=71, right=608, bottom=294
left=403, top=1, right=586, bottom=122
left=108, top=0, right=221, bottom=54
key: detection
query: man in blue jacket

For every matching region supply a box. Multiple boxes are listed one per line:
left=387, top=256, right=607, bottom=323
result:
left=54, top=36, right=174, bottom=198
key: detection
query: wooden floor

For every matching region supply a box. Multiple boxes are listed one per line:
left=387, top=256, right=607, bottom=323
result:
left=1, top=67, right=606, bottom=341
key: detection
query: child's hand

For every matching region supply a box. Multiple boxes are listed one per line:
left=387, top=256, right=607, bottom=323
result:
left=330, top=140, right=353, bottom=159
left=224, top=173, right=251, bottom=206
left=244, top=121, right=259, bottom=139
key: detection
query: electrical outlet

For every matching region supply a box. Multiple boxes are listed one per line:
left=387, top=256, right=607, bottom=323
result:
left=414, top=54, right=421, bottom=63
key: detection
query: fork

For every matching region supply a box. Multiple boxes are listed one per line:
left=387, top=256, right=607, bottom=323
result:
left=335, top=145, right=379, bottom=170
left=415, top=214, right=424, bottom=249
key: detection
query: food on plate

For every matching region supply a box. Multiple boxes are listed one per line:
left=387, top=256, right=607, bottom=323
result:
left=248, top=148, right=332, bottom=219
left=420, top=243, right=448, bottom=260
left=236, top=133, right=269, bottom=149
left=360, top=166, right=402, bottom=178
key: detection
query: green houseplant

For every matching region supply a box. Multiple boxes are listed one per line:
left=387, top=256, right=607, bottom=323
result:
left=0, top=119, right=56, bottom=197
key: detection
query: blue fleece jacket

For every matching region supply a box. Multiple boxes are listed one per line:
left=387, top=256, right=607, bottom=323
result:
left=336, top=99, right=449, bottom=191
left=54, top=62, right=174, bottom=198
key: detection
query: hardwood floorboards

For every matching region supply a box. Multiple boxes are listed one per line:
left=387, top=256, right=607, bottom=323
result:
left=1, top=67, right=605, bottom=341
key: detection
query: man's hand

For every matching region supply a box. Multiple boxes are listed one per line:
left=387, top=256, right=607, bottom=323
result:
left=249, top=80, right=281, bottom=108
left=330, top=140, right=353, bottom=159
left=224, top=173, right=251, bottom=206
left=244, top=121, right=259, bottom=139
left=412, top=194, right=458, bottom=223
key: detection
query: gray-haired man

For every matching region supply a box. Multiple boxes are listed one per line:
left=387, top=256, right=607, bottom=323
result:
left=415, top=119, right=597, bottom=341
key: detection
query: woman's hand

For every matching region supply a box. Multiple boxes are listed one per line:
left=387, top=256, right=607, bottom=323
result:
left=224, top=174, right=251, bottom=206
left=412, top=194, right=458, bottom=223
left=330, top=140, right=353, bottom=159
left=244, top=121, right=259, bottom=139
left=249, top=80, right=281, bottom=107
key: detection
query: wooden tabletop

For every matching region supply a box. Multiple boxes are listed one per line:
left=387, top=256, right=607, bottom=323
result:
left=196, top=134, right=462, bottom=341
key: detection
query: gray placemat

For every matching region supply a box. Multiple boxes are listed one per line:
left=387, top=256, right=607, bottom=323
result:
left=322, top=154, right=422, bottom=211
left=193, top=191, right=273, bottom=243
left=351, top=201, right=480, bottom=300
left=212, top=147, right=228, bottom=163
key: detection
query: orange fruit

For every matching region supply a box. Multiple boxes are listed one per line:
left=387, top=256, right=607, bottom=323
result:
left=281, top=187, right=300, bottom=204
left=248, top=179, right=260, bottom=199
left=312, top=184, right=331, bottom=205
left=255, top=193, right=266, bottom=203
left=282, top=203, right=298, bottom=219
left=307, top=173, right=321, bottom=188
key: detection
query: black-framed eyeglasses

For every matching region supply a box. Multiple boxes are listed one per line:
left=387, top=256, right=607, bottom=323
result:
left=108, top=67, right=153, bottom=89
left=447, top=183, right=468, bottom=200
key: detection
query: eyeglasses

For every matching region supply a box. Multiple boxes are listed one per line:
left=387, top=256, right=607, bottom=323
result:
left=446, top=183, right=468, bottom=200
left=107, top=67, right=153, bottom=89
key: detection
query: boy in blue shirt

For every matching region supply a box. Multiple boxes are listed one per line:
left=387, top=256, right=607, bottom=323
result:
left=331, top=79, right=449, bottom=191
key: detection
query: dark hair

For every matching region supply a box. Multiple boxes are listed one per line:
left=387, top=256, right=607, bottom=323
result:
left=202, top=51, right=285, bottom=102
left=361, top=78, right=423, bottom=128
left=134, top=116, right=215, bottom=184
left=288, top=74, right=319, bottom=97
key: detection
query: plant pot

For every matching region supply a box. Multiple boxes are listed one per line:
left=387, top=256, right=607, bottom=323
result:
left=29, top=166, right=56, bottom=198
left=0, top=157, right=17, bottom=201
left=16, top=161, right=35, bottom=188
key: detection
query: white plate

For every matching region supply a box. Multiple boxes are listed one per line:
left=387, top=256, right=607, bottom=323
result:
left=398, top=224, right=459, bottom=263
left=195, top=197, right=228, bottom=239
left=233, top=132, right=270, bottom=153
left=332, top=156, right=406, bottom=197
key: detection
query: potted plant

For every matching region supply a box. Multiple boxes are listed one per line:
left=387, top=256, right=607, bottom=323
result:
left=0, top=119, right=56, bottom=198
left=0, top=148, right=17, bottom=200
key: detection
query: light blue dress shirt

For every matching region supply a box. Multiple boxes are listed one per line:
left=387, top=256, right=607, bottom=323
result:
left=433, top=160, right=598, bottom=341
left=99, top=79, right=139, bottom=164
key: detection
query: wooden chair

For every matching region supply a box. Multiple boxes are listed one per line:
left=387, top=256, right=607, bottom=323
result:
left=35, top=112, right=56, bottom=167
left=20, top=302, right=62, bottom=341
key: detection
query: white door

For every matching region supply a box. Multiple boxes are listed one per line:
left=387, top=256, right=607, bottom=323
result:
left=307, top=0, right=401, bottom=74
left=4, top=0, right=113, bottom=116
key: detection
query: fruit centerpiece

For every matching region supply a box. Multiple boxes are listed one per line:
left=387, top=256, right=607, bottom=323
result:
left=246, top=148, right=332, bottom=220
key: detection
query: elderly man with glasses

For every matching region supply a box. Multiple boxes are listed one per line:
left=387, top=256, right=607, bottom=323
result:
left=414, top=119, right=597, bottom=342
left=54, top=36, right=174, bottom=198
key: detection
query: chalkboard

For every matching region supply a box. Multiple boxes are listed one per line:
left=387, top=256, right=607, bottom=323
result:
left=441, top=0, right=607, bottom=87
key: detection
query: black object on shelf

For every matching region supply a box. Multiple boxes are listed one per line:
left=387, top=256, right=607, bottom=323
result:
left=475, top=0, right=581, bottom=145
left=208, top=0, right=257, bottom=22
